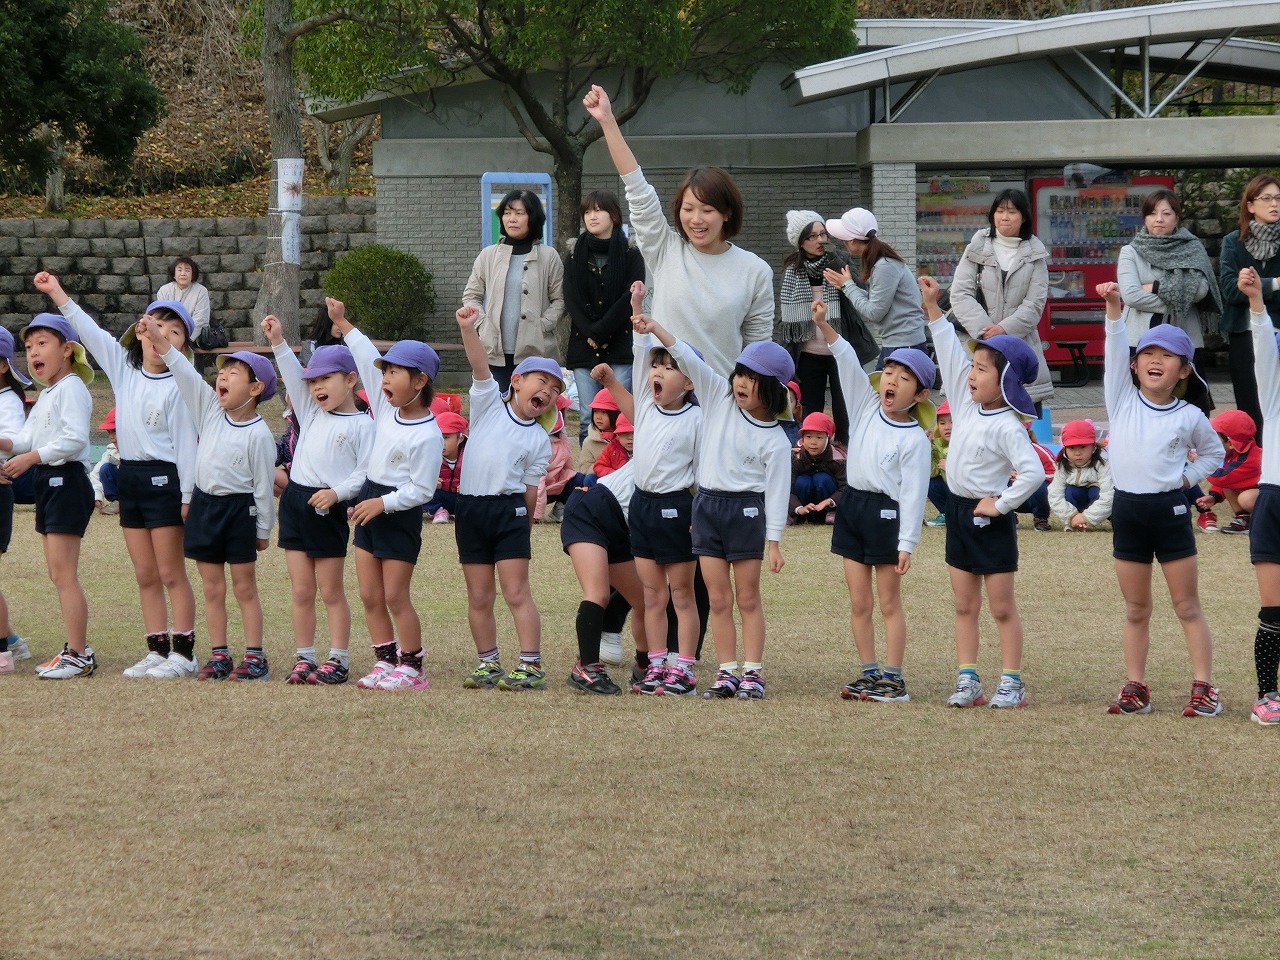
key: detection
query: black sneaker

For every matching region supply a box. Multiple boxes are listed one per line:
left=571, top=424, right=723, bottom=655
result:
left=308, top=657, right=350, bottom=685
left=702, top=669, right=741, bottom=700
left=1033, top=517, right=1051, bottom=532
left=566, top=660, right=621, bottom=696
left=840, top=673, right=880, bottom=700
left=865, top=674, right=910, bottom=702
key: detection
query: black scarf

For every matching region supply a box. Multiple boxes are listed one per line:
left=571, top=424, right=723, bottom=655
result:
left=566, top=228, right=629, bottom=325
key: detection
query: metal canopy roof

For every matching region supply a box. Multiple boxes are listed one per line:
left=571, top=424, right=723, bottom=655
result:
left=786, top=0, right=1280, bottom=118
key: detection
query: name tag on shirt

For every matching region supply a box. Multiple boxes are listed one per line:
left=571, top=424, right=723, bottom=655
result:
left=880, top=509, right=897, bottom=520
left=152, top=475, right=168, bottom=487
left=49, top=476, right=63, bottom=487
left=743, top=507, right=759, bottom=518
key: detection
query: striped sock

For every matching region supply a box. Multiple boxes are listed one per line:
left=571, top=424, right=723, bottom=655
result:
left=648, top=648, right=668, bottom=666
left=519, top=651, right=541, bottom=665
left=1001, top=670, right=1022, bottom=683
left=861, top=661, right=881, bottom=677
left=959, top=664, right=979, bottom=680
left=477, top=646, right=500, bottom=663
left=677, top=655, right=696, bottom=670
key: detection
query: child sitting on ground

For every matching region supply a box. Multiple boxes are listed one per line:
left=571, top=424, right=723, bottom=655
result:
left=577, top=390, right=618, bottom=473
left=593, top=413, right=634, bottom=477
left=1197, top=409, right=1261, bottom=535
left=426, top=411, right=467, bottom=524
left=789, top=411, right=845, bottom=525
left=926, top=401, right=951, bottom=527
left=1047, top=418, right=1114, bottom=531
left=89, top=408, right=121, bottom=516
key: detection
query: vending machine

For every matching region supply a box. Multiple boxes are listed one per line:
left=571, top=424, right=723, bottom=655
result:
left=1031, top=171, right=1174, bottom=383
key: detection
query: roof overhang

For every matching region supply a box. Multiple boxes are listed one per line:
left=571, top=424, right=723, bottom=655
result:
left=786, top=0, right=1280, bottom=105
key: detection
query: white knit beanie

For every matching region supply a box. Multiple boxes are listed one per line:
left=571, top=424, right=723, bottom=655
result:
left=785, top=210, right=825, bottom=249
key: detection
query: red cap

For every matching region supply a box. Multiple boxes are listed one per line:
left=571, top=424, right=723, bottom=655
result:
left=613, top=413, right=634, bottom=434
left=936, top=401, right=951, bottom=417
left=589, top=390, right=619, bottom=412
left=1210, top=409, right=1257, bottom=451
left=99, top=408, right=116, bottom=431
left=435, top=411, right=468, bottom=435
left=799, top=412, right=835, bottom=436
left=1060, top=419, right=1097, bottom=447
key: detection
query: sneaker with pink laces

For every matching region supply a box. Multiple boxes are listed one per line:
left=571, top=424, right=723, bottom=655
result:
left=376, top=664, right=431, bottom=691
left=356, top=661, right=396, bottom=689
left=1251, top=693, right=1280, bottom=726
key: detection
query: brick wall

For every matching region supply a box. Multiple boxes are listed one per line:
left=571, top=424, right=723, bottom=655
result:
left=0, top=196, right=376, bottom=340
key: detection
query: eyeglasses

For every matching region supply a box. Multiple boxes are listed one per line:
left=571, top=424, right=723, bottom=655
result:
left=809, top=231, right=829, bottom=240
left=1252, top=194, right=1280, bottom=204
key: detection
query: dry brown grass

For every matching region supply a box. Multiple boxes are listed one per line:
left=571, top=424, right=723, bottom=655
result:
left=1, top=471, right=1276, bottom=959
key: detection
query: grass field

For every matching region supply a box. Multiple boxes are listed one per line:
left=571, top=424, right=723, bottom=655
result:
left=1, top=497, right=1275, bottom=959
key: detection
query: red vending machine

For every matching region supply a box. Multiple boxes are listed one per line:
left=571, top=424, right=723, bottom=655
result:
left=1031, top=172, right=1174, bottom=384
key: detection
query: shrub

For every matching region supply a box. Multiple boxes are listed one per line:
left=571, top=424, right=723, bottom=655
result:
left=322, top=244, right=435, bottom=341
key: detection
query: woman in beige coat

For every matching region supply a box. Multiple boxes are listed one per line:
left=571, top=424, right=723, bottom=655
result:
left=949, top=188, right=1053, bottom=414
left=461, top=190, right=565, bottom=390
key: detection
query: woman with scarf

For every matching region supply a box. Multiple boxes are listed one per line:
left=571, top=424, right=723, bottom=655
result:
left=949, top=188, right=1053, bottom=416
left=1220, top=174, right=1280, bottom=440
left=778, top=211, right=850, bottom=446
left=1118, top=188, right=1221, bottom=357
left=564, top=191, right=646, bottom=442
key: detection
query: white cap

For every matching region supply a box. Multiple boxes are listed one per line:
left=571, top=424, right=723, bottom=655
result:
left=826, top=207, right=878, bottom=242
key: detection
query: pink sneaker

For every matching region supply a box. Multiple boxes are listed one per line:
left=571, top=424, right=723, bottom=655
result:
left=1251, top=693, right=1280, bottom=726
left=431, top=507, right=450, bottom=524
left=356, top=661, right=396, bottom=690
left=376, top=664, right=431, bottom=691
left=0, top=651, right=13, bottom=674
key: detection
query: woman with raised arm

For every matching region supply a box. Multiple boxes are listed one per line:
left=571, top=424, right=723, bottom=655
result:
left=583, top=84, right=773, bottom=376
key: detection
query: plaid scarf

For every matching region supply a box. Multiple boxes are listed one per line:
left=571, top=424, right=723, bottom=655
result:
left=1245, top=219, right=1280, bottom=263
left=779, top=254, right=841, bottom=344
left=1128, top=227, right=1222, bottom=327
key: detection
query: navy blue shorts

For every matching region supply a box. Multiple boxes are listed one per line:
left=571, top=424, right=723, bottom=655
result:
left=117, top=459, right=183, bottom=529
left=1112, top=489, right=1195, bottom=564
left=629, top=487, right=694, bottom=565
left=1250, top=483, right=1280, bottom=565
left=692, top=488, right=766, bottom=562
left=352, top=479, right=422, bottom=564
left=560, top=486, right=631, bottom=565
left=831, top=487, right=901, bottom=566
left=184, top=488, right=258, bottom=564
left=0, top=482, right=12, bottom=553
left=34, top=464, right=93, bottom=537
left=455, top=493, right=531, bottom=564
left=945, top=494, right=1018, bottom=575
left=278, top=481, right=353, bottom=559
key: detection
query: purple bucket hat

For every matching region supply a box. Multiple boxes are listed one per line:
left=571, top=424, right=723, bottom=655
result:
left=375, top=340, right=440, bottom=382
left=217, top=351, right=277, bottom=402
left=1135, top=324, right=1210, bottom=405
left=0, top=327, right=32, bottom=386
left=969, top=334, right=1038, bottom=417
left=20, top=314, right=94, bottom=385
left=736, top=340, right=795, bottom=388
left=301, top=344, right=356, bottom=379
left=883, top=347, right=936, bottom=392
left=511, top=355, right=566, bottom=391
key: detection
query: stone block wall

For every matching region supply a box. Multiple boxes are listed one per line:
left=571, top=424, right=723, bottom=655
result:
left=0, top=196, right=376, bottom=340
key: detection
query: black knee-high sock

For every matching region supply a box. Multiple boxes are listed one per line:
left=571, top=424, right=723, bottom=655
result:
left=601, top=589, right=630, bottom=634
left=576, top=600, right=606, bottom=665
left=1256, top=607, right=1280, bottom=698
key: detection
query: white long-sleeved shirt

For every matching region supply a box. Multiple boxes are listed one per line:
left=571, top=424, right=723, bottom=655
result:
left=345, top=328, right=442, bottom=513
left=1252, top=309, right=1280, bottom=486
left=161, top=345, right=275, bottom=539
left=596, top=458, right=636, bottom=522
left=60, top=299, right=198, bottom=503
left=1103, top=316, right=1223, bottom=493
left=9, top=374, right=91, bottom=471
left=458, top=377, right=551, bottom=496
left=667, top=339, right=791, bottom=542
left=0, top=388, right=24, bottom=464
left=929, top=317, right=1041, bottom=513
left=273, top=342, right=374, bottom=501
left=630, top=334, right=701, bottom=493
left=830, top=337, right=931, bottom=553
left=621, top=167, right=773, bottom=377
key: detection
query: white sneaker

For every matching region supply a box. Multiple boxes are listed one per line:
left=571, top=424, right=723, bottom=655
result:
left=36, top=644, right=93, bottom=677
left=599, top=632, right=624, bottom=666
left=356, top=661, right=396, bottom=689
left=39, top=649, right=96, bottom=680
left=947, top=675, right=986, bottom=708
left=988, top=676, right=1027, bottom=709
left=145, top=653, right=198, bottom=679
left=123, top=651, right=170, bottom=678
left=0, top=651, right=13, bottom=674
left=7, top=636, right=31, bottom=661
left=376, top=664, right=431, bottom=691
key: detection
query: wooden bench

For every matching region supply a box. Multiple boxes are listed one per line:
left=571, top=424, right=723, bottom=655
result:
left=193, top=339, right=463, bottom=375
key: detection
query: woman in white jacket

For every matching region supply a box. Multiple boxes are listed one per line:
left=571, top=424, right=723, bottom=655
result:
left=1116, top=189, right=1220, bottom=352
left=950, top=189, right=1052, bottom=414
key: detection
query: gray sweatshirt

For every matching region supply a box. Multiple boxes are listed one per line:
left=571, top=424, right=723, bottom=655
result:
left=840, top=257, right=926, bottom=349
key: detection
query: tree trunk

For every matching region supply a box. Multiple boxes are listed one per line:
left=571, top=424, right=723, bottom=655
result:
left=551, top=152, right=584, bottom=359
left=311, top=115, right=376, bottom=191
left=41, top=125, right=65, bottom=214
left=254, top=0, right=305, bottom=344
